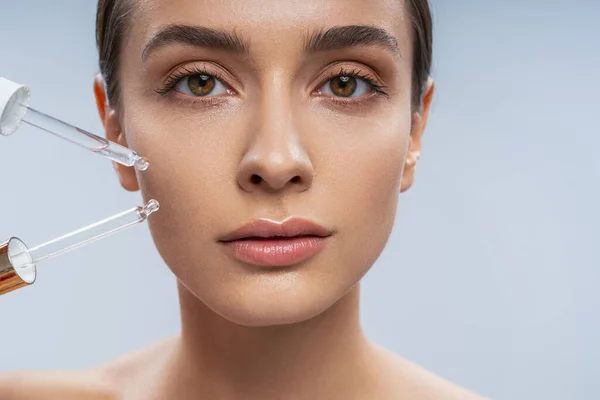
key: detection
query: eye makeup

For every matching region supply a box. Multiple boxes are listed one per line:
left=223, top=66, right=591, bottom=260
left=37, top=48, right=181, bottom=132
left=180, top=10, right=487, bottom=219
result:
left=153, top=58, right=393, bottom=112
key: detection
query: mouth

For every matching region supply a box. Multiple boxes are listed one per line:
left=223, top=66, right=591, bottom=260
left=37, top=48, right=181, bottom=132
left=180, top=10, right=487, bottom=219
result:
left=218, top=218, right=332, bottom=267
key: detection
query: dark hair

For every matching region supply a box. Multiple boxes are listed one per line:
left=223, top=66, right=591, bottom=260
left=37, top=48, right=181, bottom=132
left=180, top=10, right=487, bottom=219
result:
left=96, top=0, right=432, bottom=109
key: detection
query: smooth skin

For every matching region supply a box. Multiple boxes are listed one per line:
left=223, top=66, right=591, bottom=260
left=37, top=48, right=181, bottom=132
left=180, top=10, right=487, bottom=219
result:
left=0, top=0, right=488, bottom=398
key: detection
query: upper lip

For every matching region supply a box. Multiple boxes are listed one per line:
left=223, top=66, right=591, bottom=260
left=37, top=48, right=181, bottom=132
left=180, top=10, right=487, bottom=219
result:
left=218, top=218, right=332, bottom=242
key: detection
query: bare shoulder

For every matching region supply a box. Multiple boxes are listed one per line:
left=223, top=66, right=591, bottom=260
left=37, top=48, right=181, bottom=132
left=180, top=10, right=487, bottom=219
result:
left=0, top=369, right=115, bottom=400
left=0, top=336, right=178, bottom=400
left=370, top=343, right=491, bottom=400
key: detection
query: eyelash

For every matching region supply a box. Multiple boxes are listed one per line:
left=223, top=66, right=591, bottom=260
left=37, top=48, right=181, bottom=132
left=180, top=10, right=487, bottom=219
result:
left=155, top=65, right=389, bottom=99
left=155, top=64, right=226, bottom=96
left=318, top=67, right=389, bottom=98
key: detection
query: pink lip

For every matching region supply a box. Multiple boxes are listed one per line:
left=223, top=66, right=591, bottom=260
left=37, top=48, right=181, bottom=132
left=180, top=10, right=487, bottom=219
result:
left=218, top=218, right=332, bottom=267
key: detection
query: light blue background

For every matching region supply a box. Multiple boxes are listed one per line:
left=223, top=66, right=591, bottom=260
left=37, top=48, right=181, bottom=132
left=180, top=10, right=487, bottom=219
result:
left=0, top=1, right=598, bottom=399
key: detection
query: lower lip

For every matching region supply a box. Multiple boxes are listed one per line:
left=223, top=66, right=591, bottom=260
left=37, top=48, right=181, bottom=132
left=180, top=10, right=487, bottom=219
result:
left=221, top=236, right=328, bottom=267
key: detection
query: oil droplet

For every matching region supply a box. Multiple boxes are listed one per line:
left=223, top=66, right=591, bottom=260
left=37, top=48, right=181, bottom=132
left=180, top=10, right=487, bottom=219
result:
left=134, top=156, right=150, bottom=171
left=140, top=199, right=160, bottom=219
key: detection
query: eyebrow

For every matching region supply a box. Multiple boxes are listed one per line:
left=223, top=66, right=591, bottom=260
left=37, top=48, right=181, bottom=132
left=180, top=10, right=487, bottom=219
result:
left=305, top=25, right=401, bottom=57
left=142, top=25, right=249, bottom=62
left=141, top=24, right=400, bottom=64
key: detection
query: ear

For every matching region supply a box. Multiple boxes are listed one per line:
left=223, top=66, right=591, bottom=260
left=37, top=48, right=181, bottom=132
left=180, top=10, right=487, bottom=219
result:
left=93, top=74, right=140, bottom=192
left=401, top=77, right=435, bottom=193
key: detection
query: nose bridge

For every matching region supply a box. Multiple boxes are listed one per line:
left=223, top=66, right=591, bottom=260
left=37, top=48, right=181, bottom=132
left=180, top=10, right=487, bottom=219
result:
left=237, top=75, right=314, bottom=194
left=258, top=77, right=294, bottom=146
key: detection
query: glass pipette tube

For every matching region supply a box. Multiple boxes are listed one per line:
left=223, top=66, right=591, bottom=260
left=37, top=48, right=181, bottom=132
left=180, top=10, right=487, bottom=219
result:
left=10, top=199, right=160, bottom=270
left=0, top=199, right=159, bottom=296
left=22, top=106, right=150, bottom=171
left=0, top=77, right=149, bottom=170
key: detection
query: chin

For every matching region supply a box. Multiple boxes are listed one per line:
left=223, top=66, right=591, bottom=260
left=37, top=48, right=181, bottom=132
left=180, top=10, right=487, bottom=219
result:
left=219, top=302, right=325, bottom=327
left=196, top=273, right=343, bottom=327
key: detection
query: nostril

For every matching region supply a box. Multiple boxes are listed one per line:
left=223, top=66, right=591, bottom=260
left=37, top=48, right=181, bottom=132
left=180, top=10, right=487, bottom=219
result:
left=250, top=174, right=262, bottom=184
left=290, top=176, right=301, bottom=183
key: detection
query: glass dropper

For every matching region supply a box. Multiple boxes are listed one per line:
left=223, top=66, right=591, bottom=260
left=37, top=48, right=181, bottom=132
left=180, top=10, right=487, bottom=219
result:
left=0, top=77, right=149, bottom=171
left=22, top=107, right=150, bottom=171
left=0, top=199, right=159, bottom=296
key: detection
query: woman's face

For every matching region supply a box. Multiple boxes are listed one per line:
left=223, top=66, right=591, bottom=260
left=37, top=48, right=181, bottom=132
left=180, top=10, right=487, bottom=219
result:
left=101, top=0, right=429, bottom=326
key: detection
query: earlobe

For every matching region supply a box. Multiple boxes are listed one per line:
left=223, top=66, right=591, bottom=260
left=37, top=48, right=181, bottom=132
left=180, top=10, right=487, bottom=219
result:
left=400, top=78, right=435, bottom=193
left=93, top=74, right=140, bottom=192
left=400, top=137, right=420, bottom=193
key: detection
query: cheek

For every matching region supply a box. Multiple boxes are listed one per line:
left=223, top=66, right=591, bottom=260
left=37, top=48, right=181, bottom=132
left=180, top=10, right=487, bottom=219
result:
left=122, top=111, right=239, bottom=275
left=316, top=115, right=410, bottom=277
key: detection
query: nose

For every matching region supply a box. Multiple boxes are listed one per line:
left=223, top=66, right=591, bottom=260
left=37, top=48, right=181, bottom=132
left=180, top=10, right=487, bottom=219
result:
left=237, top=102, right=314, bottom=194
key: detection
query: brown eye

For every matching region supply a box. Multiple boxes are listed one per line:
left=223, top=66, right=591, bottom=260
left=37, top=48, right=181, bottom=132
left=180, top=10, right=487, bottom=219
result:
left=187, top=74, right=216, bottom=96
left=173, top=72, right=228, bottom=97
left=329, top=76, right=357, bottom=97
left=320, top=75, right=372, bottom=98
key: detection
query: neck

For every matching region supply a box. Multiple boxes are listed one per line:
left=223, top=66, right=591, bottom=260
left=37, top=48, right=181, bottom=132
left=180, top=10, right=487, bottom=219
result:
left=163, top=282, right=372, bottom=398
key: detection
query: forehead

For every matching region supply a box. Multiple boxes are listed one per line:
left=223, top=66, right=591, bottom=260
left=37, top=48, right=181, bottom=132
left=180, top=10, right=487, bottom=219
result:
left=127, top=0, right=412, bottom=59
